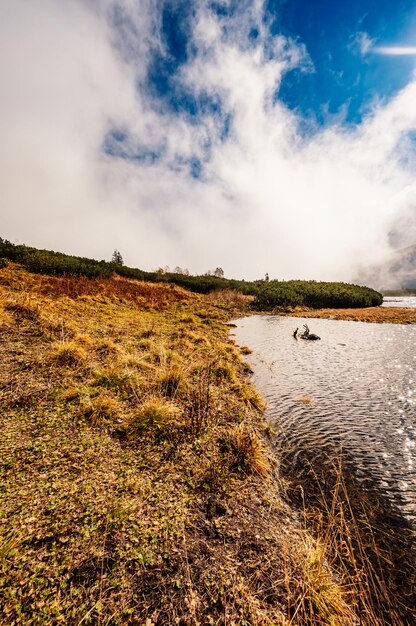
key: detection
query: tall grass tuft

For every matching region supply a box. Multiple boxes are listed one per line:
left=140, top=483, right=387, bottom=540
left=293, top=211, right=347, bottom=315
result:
left=240, top=383, right=265, bottom=412
left=282, top=452, right=416, bottom=625
left=159, top=368, right=183, bottom=398
left=79, top=393, right=120, bottom=427
left=185, top=365, right=213, bottom=435
left=54, top=341, right=86, bottom=365
left=227, top=424, right=271, bottom=478
left=128, top=398, right=182, bottom=439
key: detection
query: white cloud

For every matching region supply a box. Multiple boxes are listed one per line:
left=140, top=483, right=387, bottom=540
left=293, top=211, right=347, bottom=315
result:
left=374, top=46, right=416, bottom=55
left=352, top=31, right=375, bottom=56
left=1, top=0, right=416, bottom=284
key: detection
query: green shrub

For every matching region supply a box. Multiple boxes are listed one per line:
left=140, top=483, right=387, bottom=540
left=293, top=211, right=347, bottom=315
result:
left=0, top=236, right=382, bottom=308
left=253, top=280, right=382, bottom=309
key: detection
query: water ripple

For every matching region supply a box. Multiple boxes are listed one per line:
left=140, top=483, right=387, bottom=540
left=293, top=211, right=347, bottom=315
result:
left=233, top=315, right=416, bottom=523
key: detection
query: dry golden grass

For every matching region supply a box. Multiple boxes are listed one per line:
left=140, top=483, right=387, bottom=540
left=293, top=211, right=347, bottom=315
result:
left=53, top=340, right=87, bottom=365
left=158, top=367, right=184, bottom=398
left=298, top=395, right=314, bottom=405
left=227, top=424, right=272, bottom=478
left=207, top=288, right=253, bottom=309
left=240, top=345, right=253, bottom=355
left=215, top=360, right=238, bottom=383
left=79, top=392, right=121, bottom=426
left=290, top=306, right=416, bottom=324
left=127, top=397, right=182, bottom=438
left=279, top=449, right=416, bottom=626
left=240, top=382, right=266, bottom=411
left=1, top=263, right=405, bottom=625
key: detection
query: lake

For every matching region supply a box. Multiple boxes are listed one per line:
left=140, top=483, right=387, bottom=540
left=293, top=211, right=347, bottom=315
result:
left=383, top=296, right=416, bottom=308
left=232, top=315, right=416, bottom=524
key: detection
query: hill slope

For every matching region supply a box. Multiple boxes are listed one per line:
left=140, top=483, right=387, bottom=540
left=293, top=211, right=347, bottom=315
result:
left=0, top=236, right=383, bottom=308
left=1, top=263, right=413, bottom=625
left=0, top=264, right=358, bottom=625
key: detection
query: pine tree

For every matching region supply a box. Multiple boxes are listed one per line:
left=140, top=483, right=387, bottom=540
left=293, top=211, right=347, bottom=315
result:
left=111, top=249, right=123, bottom=266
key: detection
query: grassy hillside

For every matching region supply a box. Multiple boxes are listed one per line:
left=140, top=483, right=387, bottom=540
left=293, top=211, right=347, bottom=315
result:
left=1, top=263, right=411, bottom=625
left=0, top=263, right=359, bottom=625
left=0, top=237, right=383, bottom=308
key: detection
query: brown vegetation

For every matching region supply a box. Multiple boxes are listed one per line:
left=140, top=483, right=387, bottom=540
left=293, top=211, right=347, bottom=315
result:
left=278, top=450, right=416, bottom=626
left=289, top=305, right=416, bottom=324
left=1, top=262, right=412, bottom=625
left=0, top=263, right=359, bottom=626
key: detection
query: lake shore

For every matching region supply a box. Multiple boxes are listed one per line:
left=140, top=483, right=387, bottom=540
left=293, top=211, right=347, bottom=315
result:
left=1, top=264, right=413, bottom=624
left=286, top=305, right=416, bottom=324
left=1, top=264, right=362, bottom=626
left=233, top=312, right=416, bottom=624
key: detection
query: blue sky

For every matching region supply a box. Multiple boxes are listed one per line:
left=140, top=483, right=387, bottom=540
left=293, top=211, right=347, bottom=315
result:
left=276, top=0, right=416, bottom=124
left=2, top=0, right=416, bottom=286
left=145, top=0, right=416, bottom=127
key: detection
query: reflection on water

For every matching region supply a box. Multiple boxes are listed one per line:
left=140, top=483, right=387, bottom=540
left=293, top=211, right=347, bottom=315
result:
left=233, top=316, right=416, bottom=523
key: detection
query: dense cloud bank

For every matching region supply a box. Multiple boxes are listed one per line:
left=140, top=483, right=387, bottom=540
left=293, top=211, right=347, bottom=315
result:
left=1, top=0, right=416, bottom=285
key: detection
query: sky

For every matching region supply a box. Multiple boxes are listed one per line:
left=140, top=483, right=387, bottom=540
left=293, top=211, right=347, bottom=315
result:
left=1, top=0, right=416, bottom=285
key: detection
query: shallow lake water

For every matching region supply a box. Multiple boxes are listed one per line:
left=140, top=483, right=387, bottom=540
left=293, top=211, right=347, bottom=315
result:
left=232, top=316, right=416, bottom=524
left=382, top=296, right=416, bottom=308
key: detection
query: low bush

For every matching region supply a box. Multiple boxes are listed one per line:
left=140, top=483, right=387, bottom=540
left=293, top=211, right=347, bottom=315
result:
left=254, top=280, right=382, bottom=309
left=0, top=237, right=383, bottom=309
